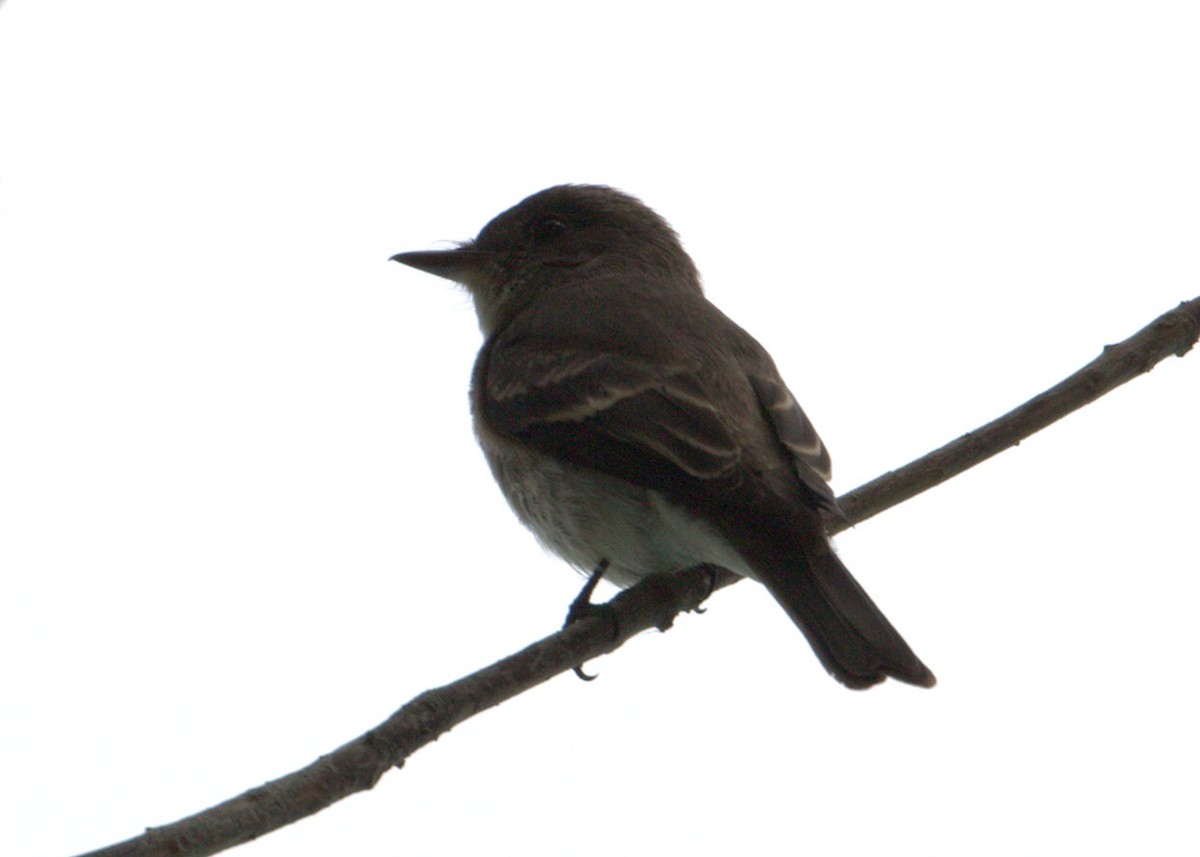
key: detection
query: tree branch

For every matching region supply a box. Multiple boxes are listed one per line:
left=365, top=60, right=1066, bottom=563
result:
left=75, top=296, right=1200, bottom=857
left=830, top=297, right=1200, bottom=532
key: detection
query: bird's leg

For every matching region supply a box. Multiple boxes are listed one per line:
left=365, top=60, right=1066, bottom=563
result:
left=565, top=558, right=609, bottom=623
left=563, top=559, right=616, bottom=681
left=688, top=563, right=723, bottom=614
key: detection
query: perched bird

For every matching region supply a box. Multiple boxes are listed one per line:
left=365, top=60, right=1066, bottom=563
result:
left=392, top=185, right=934, bottom=689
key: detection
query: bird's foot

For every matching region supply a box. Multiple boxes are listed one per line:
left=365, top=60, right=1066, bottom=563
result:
left=563, top=560, right=617, bottom=681
left=684, top=563, right=722, bottom=615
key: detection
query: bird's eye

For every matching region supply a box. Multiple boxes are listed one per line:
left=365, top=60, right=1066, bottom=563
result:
left=528, top=215, right=569, bottom=241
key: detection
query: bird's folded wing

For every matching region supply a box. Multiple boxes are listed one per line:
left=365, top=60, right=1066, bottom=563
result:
left=748, top=374, right=837, bottom=510
left=481, top=347, right=739, bottom=483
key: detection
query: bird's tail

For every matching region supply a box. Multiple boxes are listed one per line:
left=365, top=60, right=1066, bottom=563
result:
left=759, top=544, right=936, bottom=689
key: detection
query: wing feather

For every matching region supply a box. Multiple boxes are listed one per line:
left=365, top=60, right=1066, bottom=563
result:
left=749, top=374, right=837, bottom=509
left=482, top=347, right=738, bottom=481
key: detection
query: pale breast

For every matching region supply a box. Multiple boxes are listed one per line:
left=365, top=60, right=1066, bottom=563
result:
left=478, top=430, right=756, bottom=588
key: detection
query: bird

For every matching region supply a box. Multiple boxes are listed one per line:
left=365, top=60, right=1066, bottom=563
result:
left=391, top=184, right=934, bottom=689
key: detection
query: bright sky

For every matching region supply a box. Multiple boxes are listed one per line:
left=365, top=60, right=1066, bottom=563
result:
left=2, top=3, right=1198, bottom=856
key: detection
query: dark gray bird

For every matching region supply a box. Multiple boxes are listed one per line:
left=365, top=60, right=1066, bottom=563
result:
left=392, top=185, right=934, bottom=689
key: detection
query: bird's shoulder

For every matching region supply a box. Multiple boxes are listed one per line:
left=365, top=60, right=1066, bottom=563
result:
left=471, top=275, right=835, bottom=510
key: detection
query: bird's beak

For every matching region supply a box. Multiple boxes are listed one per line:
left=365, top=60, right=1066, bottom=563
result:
left=390, top=248, right=490, bottom=286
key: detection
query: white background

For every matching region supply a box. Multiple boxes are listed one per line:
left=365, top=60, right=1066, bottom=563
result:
left=2, top=2, right=1198, bottom=855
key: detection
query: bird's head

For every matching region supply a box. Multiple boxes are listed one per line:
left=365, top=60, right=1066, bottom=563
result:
left=391, top=184, right=700, bottom=335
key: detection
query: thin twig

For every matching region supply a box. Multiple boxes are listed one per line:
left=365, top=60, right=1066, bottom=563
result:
left=75, top=296, right=1200, bottom=857
left=830, top=297, right=1200, bottom=532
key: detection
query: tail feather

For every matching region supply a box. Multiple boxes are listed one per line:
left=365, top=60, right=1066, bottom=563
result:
left=760, top=548, right=935, bottom=690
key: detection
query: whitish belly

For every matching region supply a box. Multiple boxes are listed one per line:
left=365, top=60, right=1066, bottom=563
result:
left=485, top=446, right=756, bottom=588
